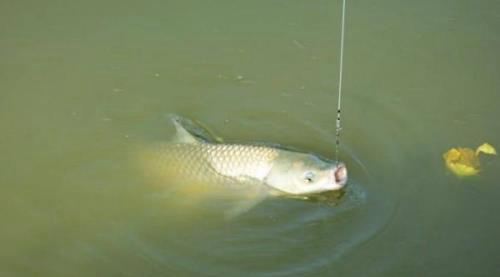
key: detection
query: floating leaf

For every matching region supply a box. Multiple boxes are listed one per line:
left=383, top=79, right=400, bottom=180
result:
left=443, top=148, right=461, bottom=162
left=443, top=147, right=480, bottom=177
left=476, top=143, right=497, bottom=155
left=444, top=143, right=496, bottom=177
left=451, top=163, right=479, bottom=177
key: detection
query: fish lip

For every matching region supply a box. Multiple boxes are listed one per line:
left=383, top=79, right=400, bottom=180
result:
left=333, top=163, right=348, bottom=188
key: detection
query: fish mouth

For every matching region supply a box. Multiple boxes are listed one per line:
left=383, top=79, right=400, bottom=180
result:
left=333, top=163, right=348, bottom=188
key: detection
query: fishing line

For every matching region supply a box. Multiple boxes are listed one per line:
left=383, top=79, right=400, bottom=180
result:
left=335, top=0, right=347, bottom=162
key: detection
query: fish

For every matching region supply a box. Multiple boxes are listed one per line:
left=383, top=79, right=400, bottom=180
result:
left=138, top=114, right=348, bottom=217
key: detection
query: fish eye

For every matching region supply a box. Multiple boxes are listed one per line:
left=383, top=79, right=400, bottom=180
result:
left=304, top=171, right=315, bottom=183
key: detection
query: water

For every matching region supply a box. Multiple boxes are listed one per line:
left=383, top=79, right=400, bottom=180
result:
left=1, top=0, right=499, bottom=276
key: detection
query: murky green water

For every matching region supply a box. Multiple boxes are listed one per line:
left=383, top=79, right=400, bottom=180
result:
left=2, top=0, right=499, bottom=276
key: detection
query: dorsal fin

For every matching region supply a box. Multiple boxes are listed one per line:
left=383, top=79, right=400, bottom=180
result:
left=168, top=114, right=201, bottom=144
left=167, top=114, right=224, bottom=144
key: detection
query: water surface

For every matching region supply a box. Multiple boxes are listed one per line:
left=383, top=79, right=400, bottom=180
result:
left=1, top=0, right=499, bottom=276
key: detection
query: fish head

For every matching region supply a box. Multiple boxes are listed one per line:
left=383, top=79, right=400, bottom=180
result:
left=265, top=152, right=348, bottom=195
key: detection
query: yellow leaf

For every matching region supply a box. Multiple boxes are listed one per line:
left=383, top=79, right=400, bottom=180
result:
left=443, top=148, right=461, bottom=161
left=446, top=162, right=480, bottom=177
left=476, top=143, right=497, bottom=156
left=443, top=147, right=480, bottom=177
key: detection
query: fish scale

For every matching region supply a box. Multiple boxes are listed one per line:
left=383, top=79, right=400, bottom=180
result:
left=141, top=142, right=279, bottom=188
left=205, top=144, right=278, bottom=181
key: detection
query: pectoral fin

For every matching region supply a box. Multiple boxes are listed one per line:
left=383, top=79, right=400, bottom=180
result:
left=223, top=178, right=271, bottom=220
left=224, top=194, right=267, bottom=220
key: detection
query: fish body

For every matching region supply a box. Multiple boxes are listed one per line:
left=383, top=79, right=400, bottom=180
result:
left=138, top=115, right=348, bottom=215
left=142, top=142, right=279, bottom=192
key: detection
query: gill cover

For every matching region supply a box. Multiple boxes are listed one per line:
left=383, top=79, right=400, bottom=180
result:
left=264, top=152, right=341, bottom=195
